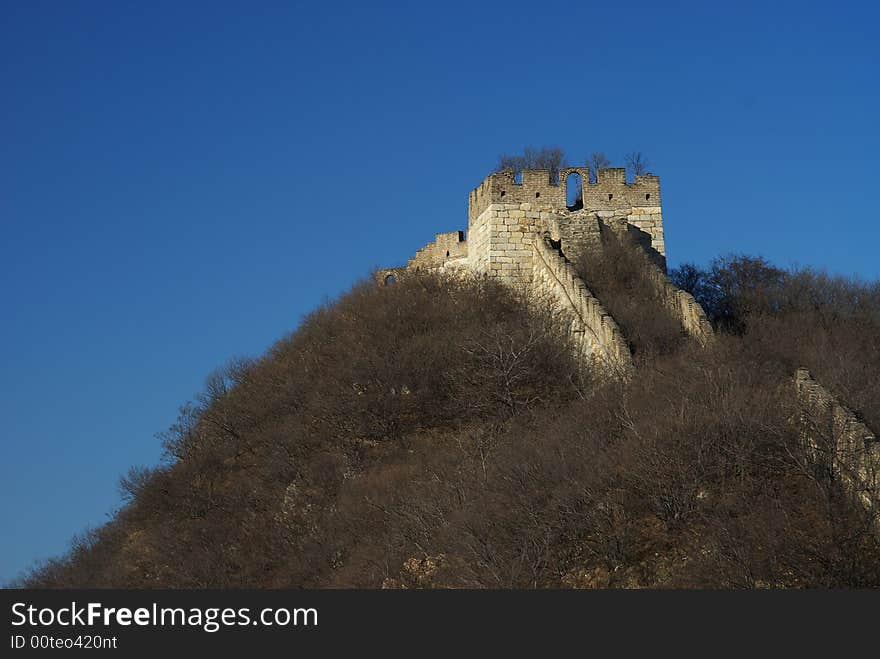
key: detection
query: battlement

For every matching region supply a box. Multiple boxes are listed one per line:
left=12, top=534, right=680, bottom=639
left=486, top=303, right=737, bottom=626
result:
left=468, top=168, right=661, bottom=224
left=408, top=230, right=468, bottom=270
left=383, top=166, right=701, bottom=370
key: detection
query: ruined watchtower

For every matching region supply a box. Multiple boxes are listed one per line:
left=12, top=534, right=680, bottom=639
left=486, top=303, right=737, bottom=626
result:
left=380, top=168, right=709, bottom=371
left=466, top=168, right=664, bottom=284
left=382, top=167, right=664, bottom=283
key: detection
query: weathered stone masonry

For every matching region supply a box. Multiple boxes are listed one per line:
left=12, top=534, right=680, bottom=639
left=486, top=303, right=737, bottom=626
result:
left=795, top=368, right=879, bottom=514
left=381, top=168, right=711, bottom=368
left=379, top=169, right=877, bottom=526
left=408, top=231, right=468, bottom=271
left=532, top=234, right=631, bottom=372
left=467, top=168, right=665, bottom=257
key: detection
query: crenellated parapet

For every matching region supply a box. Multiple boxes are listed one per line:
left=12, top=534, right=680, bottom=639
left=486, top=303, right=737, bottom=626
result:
left=468, top=168, right=664, bottom=256
left=581, top=169, right=660, bottom=212
left=382, top=167, right=698, bottom=369
left=408, top=231, right=468, bottom=270
left=468, top=168, right=660, bottom=220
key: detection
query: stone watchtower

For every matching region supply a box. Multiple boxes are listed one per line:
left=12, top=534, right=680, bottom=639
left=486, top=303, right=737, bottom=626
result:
left=381, top=167, right=664, bottom=283
left=466, top=168, right=664, bottom=284
left=380, top=168, right=710, bottom=370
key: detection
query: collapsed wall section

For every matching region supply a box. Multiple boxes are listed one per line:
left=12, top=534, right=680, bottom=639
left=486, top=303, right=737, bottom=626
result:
left=408, top=231, right=468, bottom=271
left=546, top=211, right=603, bottom=270
left=532, top=234, right=632, bottom=373
left=795, top=368, right=879, bottom=513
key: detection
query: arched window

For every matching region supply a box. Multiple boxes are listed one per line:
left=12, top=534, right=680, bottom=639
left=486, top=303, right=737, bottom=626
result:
left=384, top=274, right=397, bottom=286
left=566, top=171, right=583, bottom=209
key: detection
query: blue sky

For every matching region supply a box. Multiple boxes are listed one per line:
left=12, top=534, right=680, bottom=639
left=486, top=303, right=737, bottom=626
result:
left=1, top=0, right=878, bottom=582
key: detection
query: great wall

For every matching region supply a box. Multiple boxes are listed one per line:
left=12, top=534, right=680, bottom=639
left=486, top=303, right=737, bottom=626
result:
left=377, top=167, right=709, bottom=371
left=378, top=167, right=879, bottom=516
left=795, top=369, right=879, bottom=515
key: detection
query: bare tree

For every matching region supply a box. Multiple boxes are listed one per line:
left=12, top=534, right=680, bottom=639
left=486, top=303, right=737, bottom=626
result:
left=118, top=465, right=157, bottom=503
left=496, top=146, right=568, bottom=183
left=625, top=152, right=649, bottom=177
left=587, top=151, right=611, bottom=183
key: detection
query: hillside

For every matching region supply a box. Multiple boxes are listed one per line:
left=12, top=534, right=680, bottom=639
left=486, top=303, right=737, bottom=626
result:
left=17, top=243, right=880, bottom=588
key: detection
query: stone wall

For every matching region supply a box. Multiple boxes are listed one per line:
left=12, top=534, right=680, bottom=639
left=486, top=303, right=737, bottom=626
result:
left=532, top=234, right=632, bottom=373
left=468, top=170, right=565, bottom=224
left=467, top=168, right=665, bottom=256
left=384, top=168, right=690, bottom=367
left=408, top=231, right=468, bottom=271
left=547, top=211, right=603, bottom=270
left=601, top=219, right=713, bottom=345
left=466, top=202, right=553, bottom=284
left=374, top=267, right=407, bottom=286
left=625, top=207, right=665, bottom=257
left=794, top=368, right=879, bottom=513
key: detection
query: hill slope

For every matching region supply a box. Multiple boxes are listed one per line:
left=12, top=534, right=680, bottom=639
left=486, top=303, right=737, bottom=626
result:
left=18, top=249, right=880, bottom=588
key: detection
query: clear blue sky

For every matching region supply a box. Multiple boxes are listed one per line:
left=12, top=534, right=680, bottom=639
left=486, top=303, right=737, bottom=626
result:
left=1, top=0, right=878, bottom=583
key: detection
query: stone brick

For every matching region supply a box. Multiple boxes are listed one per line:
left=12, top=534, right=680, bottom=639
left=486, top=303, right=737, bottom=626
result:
left=392, top=167, right=678, bottom=369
